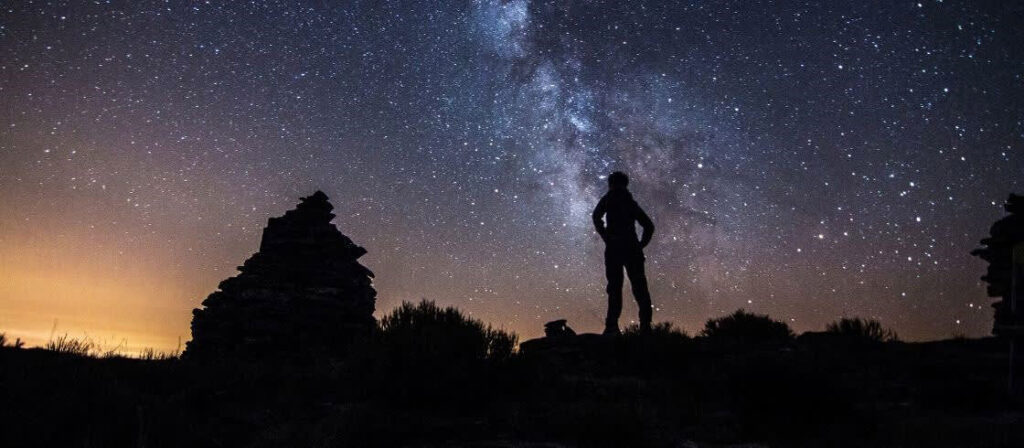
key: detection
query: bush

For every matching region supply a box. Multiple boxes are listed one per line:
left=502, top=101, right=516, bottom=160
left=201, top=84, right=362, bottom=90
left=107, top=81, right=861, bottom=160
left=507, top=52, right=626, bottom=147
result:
left=825, top=317, right=898, bottom=342
left=623, top=321, right=688, bottom=339
left=379, top=300, right=517, bottom=363
left=700, top=309, right=793, bottom=345
left=372, top=300, right=518, bottom=404
left=617, top=322, right=693, bottom=373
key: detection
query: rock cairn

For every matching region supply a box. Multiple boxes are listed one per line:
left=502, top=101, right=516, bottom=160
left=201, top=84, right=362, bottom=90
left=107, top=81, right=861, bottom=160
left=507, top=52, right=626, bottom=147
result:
left=973, top=193, right=1024, bottom=335
left=185, top=191, right=376, bottom=360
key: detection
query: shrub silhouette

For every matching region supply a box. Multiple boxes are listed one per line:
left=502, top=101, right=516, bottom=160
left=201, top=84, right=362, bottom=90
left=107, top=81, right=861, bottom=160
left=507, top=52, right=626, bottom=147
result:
left=372, top=300, right=517, bottom=404
left=825, top=317, right=898, bottom=342
left=378, top=300, right=517, bottom=363
left=623, top=321, right=689, bottom=340
left=700, top=309, right=794, bottom=345
left=616, top=322, right=693, bottom=374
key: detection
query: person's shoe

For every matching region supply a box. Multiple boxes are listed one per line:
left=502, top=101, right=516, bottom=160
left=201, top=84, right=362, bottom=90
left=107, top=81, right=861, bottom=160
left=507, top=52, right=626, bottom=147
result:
left=602, top=326, right=621, bottom=336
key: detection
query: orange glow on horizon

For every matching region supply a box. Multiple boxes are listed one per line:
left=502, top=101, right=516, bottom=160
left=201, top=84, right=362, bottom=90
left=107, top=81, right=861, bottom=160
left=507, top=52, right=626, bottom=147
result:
left=0, top=239, right=194, bottom=356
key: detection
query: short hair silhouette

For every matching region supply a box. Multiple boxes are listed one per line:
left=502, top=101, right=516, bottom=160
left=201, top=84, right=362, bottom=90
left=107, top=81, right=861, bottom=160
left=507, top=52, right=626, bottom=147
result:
left=608, top=171, right=629, bottom=188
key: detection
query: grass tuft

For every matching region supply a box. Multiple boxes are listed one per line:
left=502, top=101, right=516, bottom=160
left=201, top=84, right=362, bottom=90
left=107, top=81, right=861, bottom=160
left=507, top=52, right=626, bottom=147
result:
left=825, top=317, right=899, bottom=342
left=45, top=334, right=98, bottom=356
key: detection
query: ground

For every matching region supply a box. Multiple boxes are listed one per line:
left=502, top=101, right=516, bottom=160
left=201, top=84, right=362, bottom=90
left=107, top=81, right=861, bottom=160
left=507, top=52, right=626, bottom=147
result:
left=1, top=334, right=1021, bottom=447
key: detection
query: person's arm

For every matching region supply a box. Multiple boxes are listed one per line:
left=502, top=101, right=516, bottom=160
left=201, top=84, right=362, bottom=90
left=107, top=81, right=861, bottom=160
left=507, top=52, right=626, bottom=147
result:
left=592, top=197, right=607, bottom=240
left=636, top=203, right=654, bottom=248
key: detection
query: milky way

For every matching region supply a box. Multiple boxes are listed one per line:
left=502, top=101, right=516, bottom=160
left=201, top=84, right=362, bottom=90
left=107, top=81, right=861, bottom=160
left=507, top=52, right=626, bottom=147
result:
left=1, top=1, right=1022, bottom=350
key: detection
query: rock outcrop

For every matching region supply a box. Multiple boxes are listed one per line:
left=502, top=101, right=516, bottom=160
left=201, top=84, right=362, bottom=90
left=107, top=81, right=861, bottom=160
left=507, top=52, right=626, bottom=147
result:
left=543, top=319, right=576, bottom=338
left=184, top=191, right=376, bottom=360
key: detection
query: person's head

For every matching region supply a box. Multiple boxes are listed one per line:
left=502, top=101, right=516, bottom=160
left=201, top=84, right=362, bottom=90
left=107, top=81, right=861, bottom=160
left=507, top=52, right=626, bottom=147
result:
left=607, top=171, right=629, bottom=190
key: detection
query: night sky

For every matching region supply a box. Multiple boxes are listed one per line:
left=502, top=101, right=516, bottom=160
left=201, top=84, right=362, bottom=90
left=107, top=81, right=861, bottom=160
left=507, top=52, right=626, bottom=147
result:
left=2, top=1, right=1022, bottom=352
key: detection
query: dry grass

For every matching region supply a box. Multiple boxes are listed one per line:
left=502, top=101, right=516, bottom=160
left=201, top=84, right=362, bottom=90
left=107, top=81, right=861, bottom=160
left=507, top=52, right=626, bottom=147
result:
left=0, top=332, right=25, bottom=349
left=45, top=334, right=99, bottom=356
left=6, top=332, right=183, bottom=360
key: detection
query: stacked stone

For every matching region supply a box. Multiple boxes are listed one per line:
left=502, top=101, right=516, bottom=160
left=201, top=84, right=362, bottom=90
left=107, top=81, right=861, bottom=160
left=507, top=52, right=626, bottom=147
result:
left=185, top=191, right=376, bottom=360
left=973, top=194, right=1024, bottom=335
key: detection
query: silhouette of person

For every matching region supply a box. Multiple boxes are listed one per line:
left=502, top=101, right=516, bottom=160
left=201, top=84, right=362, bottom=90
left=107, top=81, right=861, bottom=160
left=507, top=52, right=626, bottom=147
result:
left=592, top=171, right=654, bottom=335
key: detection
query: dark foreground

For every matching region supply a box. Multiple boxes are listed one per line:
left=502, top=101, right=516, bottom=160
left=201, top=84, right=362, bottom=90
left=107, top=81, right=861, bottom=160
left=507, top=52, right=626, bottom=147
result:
left=1, top=333, right=1022, bottom=448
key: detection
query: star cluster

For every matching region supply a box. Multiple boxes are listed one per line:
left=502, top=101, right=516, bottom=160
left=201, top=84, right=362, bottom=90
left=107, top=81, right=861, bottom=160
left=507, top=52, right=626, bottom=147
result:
left=1, top=1, right=1021, bottom=350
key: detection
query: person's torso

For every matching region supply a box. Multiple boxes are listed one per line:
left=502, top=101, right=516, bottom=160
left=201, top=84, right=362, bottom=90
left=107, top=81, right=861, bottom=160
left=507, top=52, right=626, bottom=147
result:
left=603, top=190, right=640, bottom=244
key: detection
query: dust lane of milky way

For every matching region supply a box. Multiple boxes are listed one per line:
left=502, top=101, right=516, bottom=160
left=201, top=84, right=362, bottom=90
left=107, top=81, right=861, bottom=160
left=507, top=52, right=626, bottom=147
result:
left=1, top=1, right=1021, bottom=352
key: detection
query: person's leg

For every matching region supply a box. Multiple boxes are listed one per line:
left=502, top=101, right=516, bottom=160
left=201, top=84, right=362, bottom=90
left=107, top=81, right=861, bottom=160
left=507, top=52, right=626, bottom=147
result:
left=625, top=255, right=652, bottom=331
left=605, top=252, right=625, bottom=333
